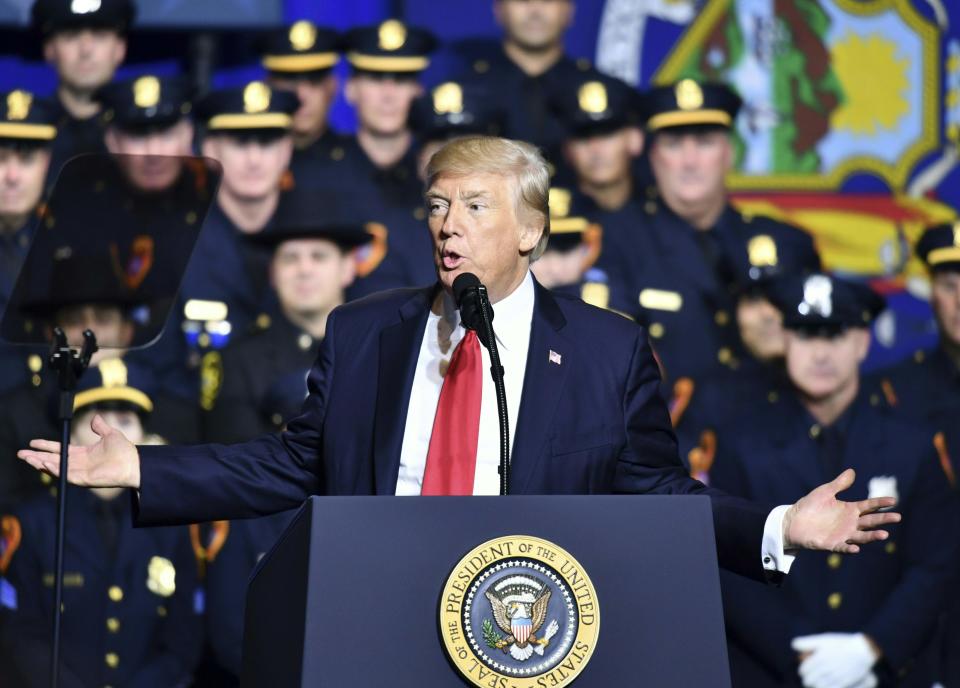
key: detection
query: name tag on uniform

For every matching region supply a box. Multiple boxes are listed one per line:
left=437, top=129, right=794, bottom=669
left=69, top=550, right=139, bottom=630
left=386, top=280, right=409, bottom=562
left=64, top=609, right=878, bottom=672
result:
left=42, top=572, right=84, bottom=588
left=639, top=289, right=683, bottom=312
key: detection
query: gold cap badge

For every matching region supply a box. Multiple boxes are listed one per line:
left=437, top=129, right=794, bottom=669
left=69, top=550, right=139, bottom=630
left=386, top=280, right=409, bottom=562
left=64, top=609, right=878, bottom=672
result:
left=748, top=234, right=778, bottom=267
left=549, top=188, right=572, bottom=219
left=289, top=20, right=317, bottom=52
left=378, top=19, right=407, bottom=51
left=578, top=81, right=608, bottom=115
left=98, top=358, right=129, bottom=388
left=675, top=79, right=704, bottom=111
left=133, top=76, right=161, bottom=109
left=432, top=82, right=463, bottom=115
left=7, top=90, right=32, bottom=121
left=243, top=81, right=272, bottom=114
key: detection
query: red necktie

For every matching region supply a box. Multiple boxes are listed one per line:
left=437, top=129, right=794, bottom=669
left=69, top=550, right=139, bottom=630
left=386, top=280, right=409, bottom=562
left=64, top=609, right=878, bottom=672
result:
left=421, top=330, right=482, bottom=495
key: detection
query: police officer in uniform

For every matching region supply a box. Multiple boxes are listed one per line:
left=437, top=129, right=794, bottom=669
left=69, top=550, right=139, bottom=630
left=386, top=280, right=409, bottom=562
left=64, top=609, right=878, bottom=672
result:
left=673, top=231, right=821, bottom=478
left=0, top=359, right=202, bottom=688
left=180, top=80, right=299, bottom=342
left=305, top=19, right=436, bottom=297
left=31, top=0, right=134, bottom=187
left=459, top=0, right=594, bottom=162
left=202, top=189, right=373, bottom=444
left=0, top=90, right=58, bottom=397
left=616, top=80, right=820, bottom=383
left=710, top=273, right=959, bottom=688
left=530, top=186, right=637, bottom=318
left=262, top=20, right=347, bottom=182
left=872, top=222, right=960, bottom=426
left=551, top=71, right=651, bottom=297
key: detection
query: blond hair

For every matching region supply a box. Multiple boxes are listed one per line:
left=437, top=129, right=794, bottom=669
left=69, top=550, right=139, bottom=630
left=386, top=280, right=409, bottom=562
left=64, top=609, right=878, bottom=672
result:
left=425, top=136, right=551, bottom=260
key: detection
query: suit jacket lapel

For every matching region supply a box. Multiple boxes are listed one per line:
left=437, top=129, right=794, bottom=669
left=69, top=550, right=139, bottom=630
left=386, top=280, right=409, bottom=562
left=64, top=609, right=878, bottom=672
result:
left=372, top=287, right=434, bottom=495
left=510, top=282, right=570, bottom=493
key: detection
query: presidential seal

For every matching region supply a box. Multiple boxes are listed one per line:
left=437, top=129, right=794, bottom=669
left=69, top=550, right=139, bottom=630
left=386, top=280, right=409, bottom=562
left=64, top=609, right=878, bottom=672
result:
left=440, top=536, right=599, bottom=687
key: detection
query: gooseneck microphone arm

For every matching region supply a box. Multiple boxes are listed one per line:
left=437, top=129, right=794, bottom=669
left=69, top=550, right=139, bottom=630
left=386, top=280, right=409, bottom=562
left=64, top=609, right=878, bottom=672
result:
left=452, top=274, right=511, bottom=495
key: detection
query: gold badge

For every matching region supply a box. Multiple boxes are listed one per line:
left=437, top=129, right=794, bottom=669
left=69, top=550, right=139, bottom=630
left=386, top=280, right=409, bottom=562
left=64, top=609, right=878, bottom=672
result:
left=747, top=234, right=778, bottom=267
left=378, top=19, right=407, bottom=51
left=7, top=90, right=32, bottom=121
left=639, top=288, right=683, bottom=312
left=288, top=20, right=317, bottom=51
left=99, top=358, right=128, bottom=388
left=548, top=187, right=572, bottom=219
left=440, top=535, right=599, bottom=688
left=432, top=82, right=463, bottom=115
left=243, top=81, right=272, bottom=114
left=581, top=282, right=610, bottom=310
left=200, top=350, right=223, bottom=411
left=146, top=556, right=176, bottom=597
left=675, top=79, right=704, bottom=111
left=133, top=76, right=161, bottom=109
left=577, top=81, right=608, bottom=115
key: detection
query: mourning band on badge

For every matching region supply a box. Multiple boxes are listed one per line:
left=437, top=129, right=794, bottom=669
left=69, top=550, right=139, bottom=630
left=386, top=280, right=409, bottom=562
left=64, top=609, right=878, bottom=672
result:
left=440, top=535, right=599, bottom=687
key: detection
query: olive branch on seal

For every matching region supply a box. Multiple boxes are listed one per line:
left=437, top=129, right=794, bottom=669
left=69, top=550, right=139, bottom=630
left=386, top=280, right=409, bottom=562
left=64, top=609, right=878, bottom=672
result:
left=482, top=618, right=504, bottom=649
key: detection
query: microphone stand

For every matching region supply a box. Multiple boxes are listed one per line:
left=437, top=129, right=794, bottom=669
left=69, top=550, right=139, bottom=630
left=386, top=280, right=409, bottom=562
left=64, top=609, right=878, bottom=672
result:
left=474, top=285, right=510, bottom=495
left=48, top=327, right=97, bottom=688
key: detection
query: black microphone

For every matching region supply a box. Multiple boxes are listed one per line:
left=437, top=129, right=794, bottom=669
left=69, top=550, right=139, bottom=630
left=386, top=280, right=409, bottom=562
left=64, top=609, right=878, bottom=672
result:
left=452, top=272, right=493, bottom=348
left=451, top=272, right=511, bottom=495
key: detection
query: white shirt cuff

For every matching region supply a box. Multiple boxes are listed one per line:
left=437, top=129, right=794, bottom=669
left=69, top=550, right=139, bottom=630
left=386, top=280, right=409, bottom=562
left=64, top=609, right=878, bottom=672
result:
left=762, top=504, right=797, bottom=574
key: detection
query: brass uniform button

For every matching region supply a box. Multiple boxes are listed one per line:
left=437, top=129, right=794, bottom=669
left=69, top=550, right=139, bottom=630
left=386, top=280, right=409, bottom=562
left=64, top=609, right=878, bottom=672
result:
left=914, top=350, right=925, bottom=363
left=256, top=313, right=272, bottom=330
left=157, top=605, right=167, bottom=617
left=767, top=391, right=779, bottom=403
left=41, top=473, right=52, bottom=485
left=717, top=347, right=732, bottom=364
left=885, top=541, right=897, bottom=554
left=185, top=211, right=198, bottom=225
left=714, top=311, right=729, bottom=326
left=827, top=592, right=842, bottom=609
left=827, top=553, right=841, bottom=569
left=649, top=322, right=665, bottom=339
left=473, top=59, right=489, bottom=74
left=271, top=413, right=283, bottom=426
left=413, top=206, right=426, bottom=221
left=330, top=146, right=344, bottom=161
left=809, top=424, right=821, bottom=439
left=197, top=332, right=211, bottom=348
left=28, top=354, right=43, bottom=373
left=31, top=374, right=42, bottom=387
left=108, top=586, right=123, bottom=602
left=106, top=617, right=120, bottom=633
left=297, top=334, right=312, bottom=351
left=105, top=652, right=119, bottom=668
left=644, top=200, right=657, bottom=215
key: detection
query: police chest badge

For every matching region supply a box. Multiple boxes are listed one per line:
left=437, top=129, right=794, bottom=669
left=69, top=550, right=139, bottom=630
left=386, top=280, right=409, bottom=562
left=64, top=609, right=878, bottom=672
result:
left=440, top=536, right=599, bottom=687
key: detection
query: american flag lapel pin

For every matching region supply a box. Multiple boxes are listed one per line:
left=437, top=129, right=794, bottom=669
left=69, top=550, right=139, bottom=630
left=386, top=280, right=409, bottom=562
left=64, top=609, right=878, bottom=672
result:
left=549, top=350, right=562, bottom=366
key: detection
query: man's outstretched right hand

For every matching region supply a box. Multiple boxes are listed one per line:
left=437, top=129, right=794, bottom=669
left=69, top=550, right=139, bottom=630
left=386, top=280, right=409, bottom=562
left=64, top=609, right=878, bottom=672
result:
left=18, top=414, right=141, bottom=489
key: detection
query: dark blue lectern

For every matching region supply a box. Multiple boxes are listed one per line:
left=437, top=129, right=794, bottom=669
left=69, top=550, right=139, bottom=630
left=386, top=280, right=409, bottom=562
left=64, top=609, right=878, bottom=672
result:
left=241, top=496, right=731, bottom=686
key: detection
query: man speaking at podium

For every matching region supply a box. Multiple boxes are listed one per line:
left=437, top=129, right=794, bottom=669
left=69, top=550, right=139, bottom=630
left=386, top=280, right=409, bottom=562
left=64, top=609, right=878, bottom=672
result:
left=19, top=136, right=899, bottom=582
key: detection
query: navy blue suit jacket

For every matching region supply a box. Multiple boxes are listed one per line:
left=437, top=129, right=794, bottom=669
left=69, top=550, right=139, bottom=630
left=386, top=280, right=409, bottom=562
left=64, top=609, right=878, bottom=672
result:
left=136, top=280, right=771, bottom=580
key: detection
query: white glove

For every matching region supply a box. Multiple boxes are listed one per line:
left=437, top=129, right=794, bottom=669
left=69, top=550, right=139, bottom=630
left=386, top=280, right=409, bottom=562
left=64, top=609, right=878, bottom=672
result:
left=792, top=633, right=878, bottom=688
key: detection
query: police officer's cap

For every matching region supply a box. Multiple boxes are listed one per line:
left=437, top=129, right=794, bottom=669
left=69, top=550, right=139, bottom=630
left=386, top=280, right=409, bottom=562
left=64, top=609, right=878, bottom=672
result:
left=643, top=79, right=742, bottom=133
left=343, top=20, right=436, bottom=76
left=73, top=358, right=154, bottom=416
left=253, top=189, right=374, bottom=250
left=772, top=273, right=885, bottom=332
left=735, top=231, right=821, bottom=295
left=0, top=90, right=57, bottom=145
left=553, top=73, right=642, bottom=138
left=263, top=21, right=341, bottom=77
left=20, top=249, right=144, bottom=315
left=409, top=81, right=503, bottom=141
left=546, top=187, right=600, bottom=254
left=99, top=75, right=192, bottom=132
left=32, top=0, right=136, bottom=37
left=916, top=221, right=960, bottom=273
left=197, top=81, right=298, bottom=134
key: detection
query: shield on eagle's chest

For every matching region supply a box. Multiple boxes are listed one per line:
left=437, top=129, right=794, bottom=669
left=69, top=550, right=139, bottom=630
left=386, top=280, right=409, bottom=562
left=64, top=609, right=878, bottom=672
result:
left=511, top=617, right=532, bottom=645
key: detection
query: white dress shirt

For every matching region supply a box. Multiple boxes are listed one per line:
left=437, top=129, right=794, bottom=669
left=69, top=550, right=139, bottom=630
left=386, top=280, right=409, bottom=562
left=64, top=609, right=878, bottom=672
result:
left=394, top=270, right=796, bottom=573
left=396, top=271, right=534, bottom=496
